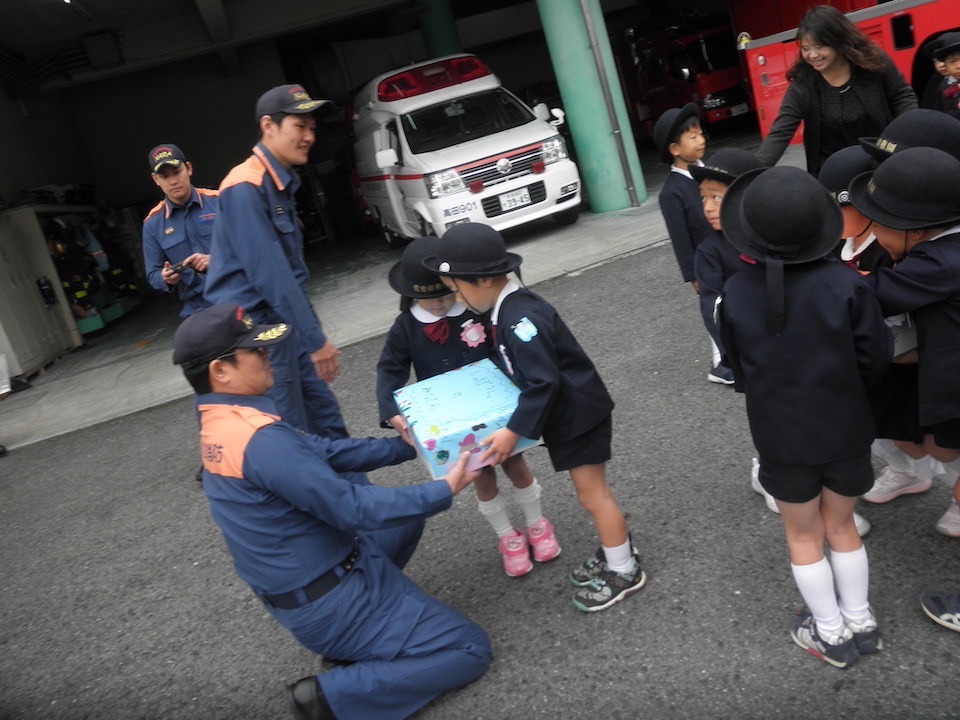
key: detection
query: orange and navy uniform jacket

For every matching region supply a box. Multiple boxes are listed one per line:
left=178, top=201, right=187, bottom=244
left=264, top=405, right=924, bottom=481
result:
left=142, top=187, right=219, bottom=317
left=196, top=393, right=450, bottom=596
left=204, top=144, right=327, bottom=353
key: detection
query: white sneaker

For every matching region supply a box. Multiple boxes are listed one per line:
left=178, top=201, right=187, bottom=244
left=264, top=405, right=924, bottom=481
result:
left=935, top=499, right=960, bottom=538
left=751, top=457, right=780, bottom=513
left=862, top=467, right=932, bottom=504
left=853, top=511, right=871, bottom=538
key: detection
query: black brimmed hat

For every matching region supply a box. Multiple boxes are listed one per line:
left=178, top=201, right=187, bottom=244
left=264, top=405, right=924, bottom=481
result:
left=932, top=31, right=960, bottom=61
left=422, top=223, right=523, bottom=278
left=388, top=236, right=451, bottom=298
left=818, top=145, right=876, bottom=206
left=652, top=102, right=700, bottom=163
left=722, top=166, right=842, bottom=335
left=859, top=109, right=960, bottom=163
left=173, top=304, right=290, bottom=369
left=689, top=148, right=763, bottom=185
left=849, top=147, right=960, bottom=230
left=722, top=166, right=842, bottom=264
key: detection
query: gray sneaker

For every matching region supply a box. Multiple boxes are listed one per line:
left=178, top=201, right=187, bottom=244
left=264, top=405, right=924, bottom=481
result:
left=571, top=553, right=646, bottom=613
left=569, top=547, right=606, bottom=587
left=791, top=611, right=859, bottom=668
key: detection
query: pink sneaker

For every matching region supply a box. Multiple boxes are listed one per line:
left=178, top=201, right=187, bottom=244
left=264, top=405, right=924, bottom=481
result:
left=527, top=517, right=562, bottom=563
left=498, top=530, right=532, bottom=577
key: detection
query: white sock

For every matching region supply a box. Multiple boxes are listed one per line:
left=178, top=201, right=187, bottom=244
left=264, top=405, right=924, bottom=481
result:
left=791, top=558, right=844, bottom=641
left=602, top=539, right=634, bottom=573
left=512, top=479, right=543, bottom=527
left=886, top=447, right=915, bottom=474
left=477, top=494, right=515, bottom=538
left=709, top=336, right=721, bottom=366
left=830, top=546, right=871, bottom=625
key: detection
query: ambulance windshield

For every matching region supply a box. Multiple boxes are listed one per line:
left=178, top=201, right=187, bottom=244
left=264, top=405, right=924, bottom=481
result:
left=402, top=89, right=535, bottom=153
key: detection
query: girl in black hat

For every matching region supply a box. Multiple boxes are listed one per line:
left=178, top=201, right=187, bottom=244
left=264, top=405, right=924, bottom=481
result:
left=719, top=166, right=892, bottom=669
left=376, top=236, right=561, bottom=578
left=851, top=147, right=960, bottom=539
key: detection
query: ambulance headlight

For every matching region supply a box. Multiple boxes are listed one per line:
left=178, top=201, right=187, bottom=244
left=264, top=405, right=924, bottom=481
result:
left=425, top=169, right=465, bottom=198
left=542, top=136, right=568, bottom=164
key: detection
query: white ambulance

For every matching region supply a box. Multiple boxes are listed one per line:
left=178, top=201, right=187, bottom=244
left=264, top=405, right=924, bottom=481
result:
left=351, top=54, right=582, bottom=246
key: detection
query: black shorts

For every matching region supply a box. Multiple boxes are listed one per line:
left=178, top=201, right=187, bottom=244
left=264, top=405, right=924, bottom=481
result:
left=923, top=417, right=960, bottom=450
left=545, top=415, right=612, bottom=472
left=758, top=451, right=874, bottom=504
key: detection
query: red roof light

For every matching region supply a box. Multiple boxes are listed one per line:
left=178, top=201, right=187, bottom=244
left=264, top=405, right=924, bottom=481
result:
left=377, top=56, right=493, bottom=102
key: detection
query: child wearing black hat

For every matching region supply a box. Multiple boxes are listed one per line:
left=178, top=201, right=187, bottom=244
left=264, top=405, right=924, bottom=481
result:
left=850, top=146, right=960, bottom=539
left=931, top=31, right=960, bottom=120
left=377, top=237, right=561, bottom=578
left=653, top=104, right=728, bottom=383
left=423, top=223, right=646, bottom=613
left=718, top=166, right=892, bottom=668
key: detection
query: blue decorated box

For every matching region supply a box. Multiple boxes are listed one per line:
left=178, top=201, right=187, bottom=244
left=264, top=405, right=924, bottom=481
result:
left=393, top=358, right=541, bottom=479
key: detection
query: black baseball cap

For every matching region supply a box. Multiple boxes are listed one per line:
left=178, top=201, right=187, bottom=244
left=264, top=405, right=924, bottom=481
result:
left=149, top=144, right=187, bottom=173
left=173, top=304, right=290, bottom=369
left=255, top=84, right=332, bottom=120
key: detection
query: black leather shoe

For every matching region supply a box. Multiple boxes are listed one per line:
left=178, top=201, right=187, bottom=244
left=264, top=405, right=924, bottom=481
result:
left=288, top=676, right=335, bottom=720
left=194, top=465, right=203, bottom=482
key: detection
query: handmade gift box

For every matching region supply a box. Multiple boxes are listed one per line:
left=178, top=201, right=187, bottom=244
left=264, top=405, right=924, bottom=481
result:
left=393, top=358, right=541, bottom=479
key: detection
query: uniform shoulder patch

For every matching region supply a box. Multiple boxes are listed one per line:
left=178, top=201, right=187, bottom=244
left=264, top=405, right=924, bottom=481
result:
left=513, top=316, right=539, bottom=342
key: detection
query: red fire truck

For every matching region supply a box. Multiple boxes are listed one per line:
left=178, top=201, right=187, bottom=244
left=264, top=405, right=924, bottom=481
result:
left=735, top=0, right=960, bottom=139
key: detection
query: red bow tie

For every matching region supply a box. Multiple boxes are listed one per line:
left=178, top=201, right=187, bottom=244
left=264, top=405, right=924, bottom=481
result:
left=945, top=83, right=960, bottom=98
left=423, top=321, right=449, bottom=345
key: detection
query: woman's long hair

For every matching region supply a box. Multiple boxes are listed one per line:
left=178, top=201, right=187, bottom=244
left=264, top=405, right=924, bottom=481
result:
left=786, top=5, right=886, bottom=81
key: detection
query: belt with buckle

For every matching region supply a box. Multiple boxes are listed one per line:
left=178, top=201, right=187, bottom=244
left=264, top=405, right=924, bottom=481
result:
left=263, top=546, right=359, bottom=610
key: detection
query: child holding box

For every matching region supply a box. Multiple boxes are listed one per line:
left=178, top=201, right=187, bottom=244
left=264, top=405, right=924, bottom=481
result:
left=376, top=236, right=561, bottom=578
left=424, top=223, right=646, bottom=613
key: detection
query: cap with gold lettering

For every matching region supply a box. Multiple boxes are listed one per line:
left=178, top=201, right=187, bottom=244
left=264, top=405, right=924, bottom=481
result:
left=255, top=84, right=332, bottom=120
left=148, top=144, right=187, bottom=174
left=173, top=304, right=290, bottom=369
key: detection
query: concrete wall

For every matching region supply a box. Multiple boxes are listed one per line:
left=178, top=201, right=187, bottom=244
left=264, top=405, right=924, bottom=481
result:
left=63, top=40, right=286, bottom=209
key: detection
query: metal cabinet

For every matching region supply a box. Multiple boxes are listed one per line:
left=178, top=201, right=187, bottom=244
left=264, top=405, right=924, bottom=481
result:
left=0, top=205, right=82, bottom=377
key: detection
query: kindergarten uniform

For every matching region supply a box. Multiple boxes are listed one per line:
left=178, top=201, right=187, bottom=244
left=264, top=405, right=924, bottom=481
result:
left=376, top=302, right=489, bottom=424
left=721, top=258, right=892, bottom=499
left=870, top=227, right=960, bottom=445
left=490, top=281, right=614, bottom=469
left=659, top=167, right=714, bottom=283
left=197, top=392, right=490, bottom=720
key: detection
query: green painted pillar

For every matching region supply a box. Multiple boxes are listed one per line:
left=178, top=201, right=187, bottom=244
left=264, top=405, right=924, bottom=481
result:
left=535, top=0, right=646, bottom=210
left=419, top=0, right=461, bottom=58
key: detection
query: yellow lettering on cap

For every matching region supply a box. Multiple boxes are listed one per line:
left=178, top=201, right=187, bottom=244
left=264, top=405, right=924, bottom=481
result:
left=293, top=91, right=310, bottom=101
left=155, top=150, right=173, bottom=160
left=867, top=179, right=877, bottom=195
left=241, top=314, right=254, bottom=329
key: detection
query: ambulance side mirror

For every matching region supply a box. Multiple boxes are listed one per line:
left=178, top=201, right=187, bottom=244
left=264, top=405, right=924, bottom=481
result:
left=376, top=148, right=399, bottom=168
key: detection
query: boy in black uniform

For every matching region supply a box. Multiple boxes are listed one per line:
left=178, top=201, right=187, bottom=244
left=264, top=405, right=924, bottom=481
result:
left=423, top=223, right=646, bottom=613
left=931, top=32, right=960, bottom=120
left=653, top=104, right=731, bottom=383
left=719, top=166, right=892, bottom=668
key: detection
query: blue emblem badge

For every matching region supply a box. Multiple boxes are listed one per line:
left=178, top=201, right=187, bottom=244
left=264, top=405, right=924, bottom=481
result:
left=513, top=317, right=538, bottom=342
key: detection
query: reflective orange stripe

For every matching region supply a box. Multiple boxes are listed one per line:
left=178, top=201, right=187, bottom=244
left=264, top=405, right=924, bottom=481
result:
left=198, top=404, right=280, bottom=479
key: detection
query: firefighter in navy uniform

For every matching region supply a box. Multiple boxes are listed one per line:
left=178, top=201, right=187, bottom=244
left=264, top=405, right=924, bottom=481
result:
left=142, top=143, right=219, bottom=318
left=172, top=304, right=491, bottom=720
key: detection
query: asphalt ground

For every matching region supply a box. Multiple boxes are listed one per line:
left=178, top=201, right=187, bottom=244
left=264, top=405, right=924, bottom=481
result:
left=1, top=239, right=958, bottom=720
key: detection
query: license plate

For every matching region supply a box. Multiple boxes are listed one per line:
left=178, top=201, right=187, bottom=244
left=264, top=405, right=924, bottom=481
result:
left=499, top=187, right=531, bottom=212
left=731, top=103, right=749, bottom=116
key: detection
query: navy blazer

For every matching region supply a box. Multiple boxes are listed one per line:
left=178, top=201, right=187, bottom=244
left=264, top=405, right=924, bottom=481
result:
left=492, top=287, right=614, bottom=443
left=720, top=258, right=892, bottom=464
left=659, top=170, right=714, bottom=283
left=871, top=230, right=960, bottom=425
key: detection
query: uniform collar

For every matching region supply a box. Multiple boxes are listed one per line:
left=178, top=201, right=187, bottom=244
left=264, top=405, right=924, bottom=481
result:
left=196, top=392, right=281, bottom=415
left=670, top=160, right=702, bottom=180
left=253, top=143, right=297, bottom=192
left=491, top=280, right=521, bottom=325
left=163, top=187, right=203, bottom=219
left=410, top=301, right=466, bottom=324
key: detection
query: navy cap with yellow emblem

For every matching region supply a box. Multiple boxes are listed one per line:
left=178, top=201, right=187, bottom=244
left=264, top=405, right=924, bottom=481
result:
left=148, top=144, right=187, bottom=173
left=173, top=304, right=290, bottom=369
left=255, top=84, right=333, bottom=121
